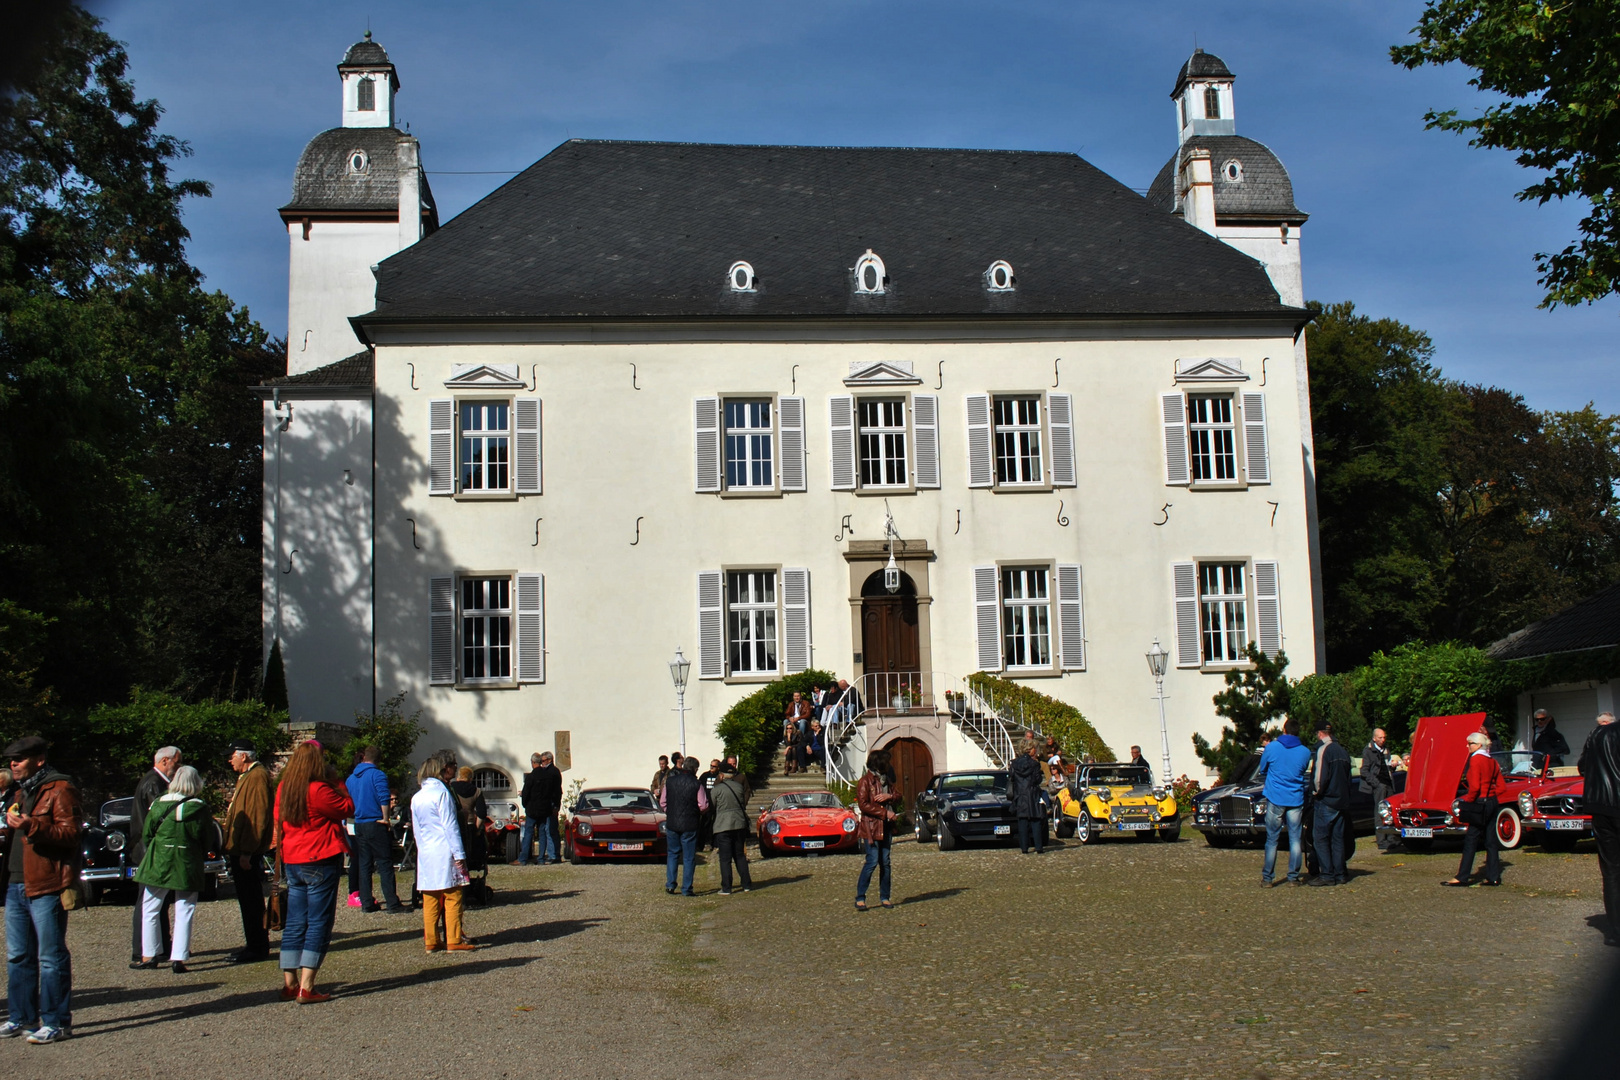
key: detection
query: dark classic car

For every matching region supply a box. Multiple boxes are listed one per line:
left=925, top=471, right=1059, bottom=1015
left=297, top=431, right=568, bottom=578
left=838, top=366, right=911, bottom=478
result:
left=77, top=796, right=229, bottom=905
left=757, top=791, right=860, bottom=858
left=564, top=787, right=667, bottom=863
left=1191, top=749, right=1402, bottom=855
left=914, top=770, right=1026, bottom=850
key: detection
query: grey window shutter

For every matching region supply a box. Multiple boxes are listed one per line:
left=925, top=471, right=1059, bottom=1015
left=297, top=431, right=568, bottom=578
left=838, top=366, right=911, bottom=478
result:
left=1172, top=561, right=1200, bottom=668
left=781, top=567, right=811, bottom=674
left=694, top=397, right=721, bottom=493
left=1057, top=564, right=1085, bottom=671
left=1048, top=392, right=1076, bottom=488
left=514, top=398, right=542, bottom=495
left=1253, top=559, right=1282, bottom=657
left=430, top=575, right=455, bottom=684
left=698, top=570, right=724, bottom=679
left=828, top=395, right=856, bottom=491
left=912, top=393, right=941, bottom=488
left=778, top=396, right=806, bottom=492
left=429, top=399, right=455, bottom=495
left=516, top=572, right=545, bottom=683
left=1161, top=392, right=1189, bottom=486
left=966, top=394, right=993, bottom=488
left=1241, top=391, right=1271, bottom=485
left=974, top=565, right=1002, bottom=672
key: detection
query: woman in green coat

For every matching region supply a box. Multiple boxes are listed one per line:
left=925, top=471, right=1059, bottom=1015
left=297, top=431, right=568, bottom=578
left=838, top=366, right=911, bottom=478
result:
left=133, top=765, right=212, bottom=973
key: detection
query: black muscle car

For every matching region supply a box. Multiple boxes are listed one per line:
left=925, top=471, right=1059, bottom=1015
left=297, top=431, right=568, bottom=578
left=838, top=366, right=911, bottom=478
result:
left=914, top=770, right=1029, bottom=850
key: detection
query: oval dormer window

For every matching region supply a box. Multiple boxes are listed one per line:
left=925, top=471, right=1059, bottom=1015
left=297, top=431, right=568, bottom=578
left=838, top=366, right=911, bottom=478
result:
left=1223, top=159, right=1243, bottom=183
left=728, top=261, right=756, bottom=292
left=348, top=149, right=370, bottom=175
left=985, top=260, right=1015, bottom=291
left=854, top=249, right=886, bottom=294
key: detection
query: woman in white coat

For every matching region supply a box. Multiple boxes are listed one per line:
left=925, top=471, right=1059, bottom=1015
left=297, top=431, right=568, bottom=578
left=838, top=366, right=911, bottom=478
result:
left=411, top=750, right=473, bottom=952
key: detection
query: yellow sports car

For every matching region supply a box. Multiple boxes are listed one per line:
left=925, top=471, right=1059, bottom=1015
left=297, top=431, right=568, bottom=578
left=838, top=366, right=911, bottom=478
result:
left=1055, top=763, right=1180, bottom=843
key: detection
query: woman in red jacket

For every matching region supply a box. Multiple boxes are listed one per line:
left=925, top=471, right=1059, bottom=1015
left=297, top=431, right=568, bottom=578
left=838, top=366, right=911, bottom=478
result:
left=1444, top=730, right=1504, bottom=887
left=273, top=741, right=353, bottom=1002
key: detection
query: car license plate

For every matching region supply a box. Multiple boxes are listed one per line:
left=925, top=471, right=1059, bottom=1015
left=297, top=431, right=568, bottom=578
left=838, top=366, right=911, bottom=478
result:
left=803, top=840, right=826, bottom=849
left=1120, top=822, right=1151, bottom=831
left=993, top=825, right=1011, bottom=835
left=1546, top=819, right=1584, bottom=830
left=607, top=842, right=643, bottom=852
left=126, top=868, right=138, bottom=879
left=1215, top=827, right=1249, bottom=836
left=1402, top=828, right=1434, bottom=838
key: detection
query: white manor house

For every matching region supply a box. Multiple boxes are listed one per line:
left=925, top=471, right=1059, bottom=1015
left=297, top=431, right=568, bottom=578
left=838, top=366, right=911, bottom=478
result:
left=262, top=38, right=1322, bottom=797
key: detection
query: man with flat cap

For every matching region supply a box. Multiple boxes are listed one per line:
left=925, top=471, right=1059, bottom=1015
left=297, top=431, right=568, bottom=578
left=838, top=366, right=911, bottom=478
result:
left=1, top=735, right=81, bottom=1042
left=221, top=739, right=275, bottom=962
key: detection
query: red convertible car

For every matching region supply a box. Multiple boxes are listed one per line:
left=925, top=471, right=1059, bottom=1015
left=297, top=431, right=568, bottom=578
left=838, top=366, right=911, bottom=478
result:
left=756, top=791, right=859, bottom=858
left=1494, top=750, right=1590, bottom=852
left=1375, top=712, right=1486, bottom=851
left=564, top=787, right=667, bottom=863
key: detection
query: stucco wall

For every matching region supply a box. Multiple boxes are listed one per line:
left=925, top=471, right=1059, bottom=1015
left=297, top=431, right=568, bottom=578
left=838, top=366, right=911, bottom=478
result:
left=286, top=221, right=400, bottom=375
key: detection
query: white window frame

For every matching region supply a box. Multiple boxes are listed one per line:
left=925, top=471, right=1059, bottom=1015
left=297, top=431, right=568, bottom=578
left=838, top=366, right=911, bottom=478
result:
left=1001, top=565, right=1053, bottom=671
left=1187, top=393, right=1239, bottom=484
left=459, top=400, right=511, bottom=493
left=1198, top=561, right=1249, bottom=665
left=993, top=395, right=1044, bottom=487
left=460, top=576, right=513, bottom=685
left=857, top=397, right=909, bottom=489
left=723, top=397, right=776, bottom=493
left=726, top=569, right=780, bottom=677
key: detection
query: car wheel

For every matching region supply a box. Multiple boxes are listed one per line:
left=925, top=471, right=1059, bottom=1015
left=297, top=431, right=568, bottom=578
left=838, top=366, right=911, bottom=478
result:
left=1540, top=831, right=1579, bottom=853
left=1204, top=832, right=1236, bottom=848
left=938, top=823, right=958, bottom=851
left=566, top=837, right=582, bottom=865
left=1400, top=837, right=1433, bottom=853
left=1494, top=807, right=1523, bottom=850
left=78, top=879, right=98, bottom=907
left=758, top=838, right=776, bottom=859
left=916, top=816, right=932, bottom=844
left=1077, top=813, right=1098, bottom=845
left=505, top=830, right=521, bottom=864
left=1159, top=820, right=1182, bottom=842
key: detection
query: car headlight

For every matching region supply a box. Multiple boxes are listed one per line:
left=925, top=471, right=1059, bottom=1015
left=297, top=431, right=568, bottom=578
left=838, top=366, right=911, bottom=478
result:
left=105, top=831, right=125, bottom=852
left=842, top=818, right=857, bottom=833
left=577, top=820, right=592, bottom=838
left=766, top=819, right=781, bottom=835
left=1518, top=791, right=1534, bottom=816
left=1151, top=810, right=1161, bottom=822
left=1252, top=799, right=1267, bottom=816
left=656, top=820, right=667, bottom=834
left=1377, top=799, right=1393, bottom=825
left=956, top=809, right=969, bottom=822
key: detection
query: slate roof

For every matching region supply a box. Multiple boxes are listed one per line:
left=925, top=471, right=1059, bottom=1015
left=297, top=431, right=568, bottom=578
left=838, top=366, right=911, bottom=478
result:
left=1172, top=50, right=1234, bottom=98
left=281, top=127, right=438, bottom=221
left=1146, top=136, right=1307, bottom=224
left=1487, top=583, right=1620, bottom=661
left=360, top=139, right=1298, bottom=326
left=262, top=350, right=373, bottom=388
left=340, top=37, right=392, bottom=69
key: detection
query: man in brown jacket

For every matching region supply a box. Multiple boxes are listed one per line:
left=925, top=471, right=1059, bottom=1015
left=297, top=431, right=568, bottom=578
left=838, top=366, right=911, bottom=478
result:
left=221, top=740, right=275, bottom=962
left=2, top=735, right=80, bottom=1042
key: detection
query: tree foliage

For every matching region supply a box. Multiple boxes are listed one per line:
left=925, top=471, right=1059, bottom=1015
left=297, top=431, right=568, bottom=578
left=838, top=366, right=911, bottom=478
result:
left=326, top=692, right=428, bottom=794
left=1393, top=1, right=1620, bottom=306
left=1193, top=646, right=1292, bottom=781
left=715, top=670, right=837, bottom=780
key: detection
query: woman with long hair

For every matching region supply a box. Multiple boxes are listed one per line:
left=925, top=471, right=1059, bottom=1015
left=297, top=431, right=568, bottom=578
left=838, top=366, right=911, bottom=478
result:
left=132, top=765, right=212, bottom=973
left=412, top=749, right=474, bottom=952
left=274, top=741, right=353, bottom=1003
left=854, top=749, right=899, bottom=911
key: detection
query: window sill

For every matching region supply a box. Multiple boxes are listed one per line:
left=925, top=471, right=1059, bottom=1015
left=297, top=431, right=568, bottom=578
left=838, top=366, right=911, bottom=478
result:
left=1188, top=481, right=1247, bottom=492
left=454, top=491, right=520, bottom=502
left=717, top=488, right=781, bottom=499
left=1198, top=662, right=1254, bottom=675
left=992, top=483, right=1053, bottom=495
left=455, top=681, right=522, bottom=691
left=854, top=485, right=916, bottom=496
left=1002, top=667, right=1061, bottom=679
left=725, top=672, right=780, bottom=685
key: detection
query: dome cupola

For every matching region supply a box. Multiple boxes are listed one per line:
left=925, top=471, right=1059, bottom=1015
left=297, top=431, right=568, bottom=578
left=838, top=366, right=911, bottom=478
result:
left=1171, top=48, right=1235, bottom=144
left=338, top=31, right=399, bottom=129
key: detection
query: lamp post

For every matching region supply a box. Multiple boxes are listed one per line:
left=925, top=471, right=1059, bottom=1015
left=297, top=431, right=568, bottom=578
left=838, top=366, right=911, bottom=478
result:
left=1146, top=639, right=1172, bottom=786
left=668, top=647, right=691, bottom=757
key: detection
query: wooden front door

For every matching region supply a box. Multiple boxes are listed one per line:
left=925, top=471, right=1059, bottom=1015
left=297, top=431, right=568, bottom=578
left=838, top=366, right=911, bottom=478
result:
left=860, top=570, right=920, bottom=707
left=888, top=737, right=933, bottom=824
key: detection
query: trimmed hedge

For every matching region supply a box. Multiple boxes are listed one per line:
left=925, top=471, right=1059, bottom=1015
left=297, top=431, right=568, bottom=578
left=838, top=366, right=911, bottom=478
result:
left=966, top=673, right=1113, bottom=762
left=715, top=669, right=838, bottom=780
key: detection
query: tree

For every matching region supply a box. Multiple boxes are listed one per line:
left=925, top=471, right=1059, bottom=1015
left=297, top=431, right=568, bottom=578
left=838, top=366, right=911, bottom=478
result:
left=1192, top=646, right=1292, bottom=782
left=327, top=692, right=427, bottom=794
left=1393, top=1, right=1620, bottom=306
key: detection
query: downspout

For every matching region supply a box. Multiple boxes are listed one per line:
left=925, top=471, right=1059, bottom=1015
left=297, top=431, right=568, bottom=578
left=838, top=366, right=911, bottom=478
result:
left=272, top=388, right=284, bottom=655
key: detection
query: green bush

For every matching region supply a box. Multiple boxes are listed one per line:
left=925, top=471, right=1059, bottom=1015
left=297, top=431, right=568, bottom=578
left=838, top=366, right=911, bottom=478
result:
left=1291, top=671, right=1371, bottom=757
left=715, top=669, right=837, bottom=780
left=1357, top=641, right=1513, bottom=748
left=965, top=673, right=1113, bottom=762
left=325, top=691, right=427, bottom=793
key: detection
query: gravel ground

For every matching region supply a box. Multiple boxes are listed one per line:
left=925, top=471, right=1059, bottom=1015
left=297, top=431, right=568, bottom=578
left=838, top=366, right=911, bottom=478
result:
left=4, top=835, right=1613, bottom=1079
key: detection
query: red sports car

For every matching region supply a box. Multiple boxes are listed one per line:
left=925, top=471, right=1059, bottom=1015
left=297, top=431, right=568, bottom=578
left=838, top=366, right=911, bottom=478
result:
left=564, top=787, right=667, bottom=863
left=1375, top=712, right=1486, bottom=851
left=1493, top=750, right=1590, bottom=852
left=756, top=791, right=859, bottom=858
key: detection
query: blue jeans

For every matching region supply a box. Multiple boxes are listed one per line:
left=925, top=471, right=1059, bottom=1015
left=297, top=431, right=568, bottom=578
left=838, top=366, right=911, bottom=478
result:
left=856, top=838, right=892, bottom=902
left=665, top=830, right=698, bottom=894
left=280, top=858, right=342, bottom=971
left=1313, top=804, right=1348, bottom=882
left=520, top=815, right=561, bottom=863
left=5, top=882, right=70, bottom=1032
left=1262, top=803, right=1304, bottom=882
left=518, top=818, right=539, bottom=864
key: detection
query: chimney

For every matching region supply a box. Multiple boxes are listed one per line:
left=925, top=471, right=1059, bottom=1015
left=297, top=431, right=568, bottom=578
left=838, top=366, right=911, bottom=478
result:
left=1179, top=148, right=1216, bottom=235
left=396, top=135, right=422, bottom=251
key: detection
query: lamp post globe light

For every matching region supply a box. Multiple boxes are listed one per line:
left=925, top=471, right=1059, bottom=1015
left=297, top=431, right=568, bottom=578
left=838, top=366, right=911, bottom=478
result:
left=669, top=647, right=691, bottom=757
left=1145, top=639, right=1172, bottom=787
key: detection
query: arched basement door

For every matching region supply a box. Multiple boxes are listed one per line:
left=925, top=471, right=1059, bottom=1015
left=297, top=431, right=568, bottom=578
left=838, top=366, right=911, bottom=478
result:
left=887, top=736, right=933, bottom=829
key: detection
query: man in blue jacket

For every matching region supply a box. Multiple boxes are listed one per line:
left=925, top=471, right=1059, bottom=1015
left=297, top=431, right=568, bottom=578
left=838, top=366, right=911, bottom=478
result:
left=346, top=746, right=404, bottom=913
left=1254, top=718, right=1312, bottom=887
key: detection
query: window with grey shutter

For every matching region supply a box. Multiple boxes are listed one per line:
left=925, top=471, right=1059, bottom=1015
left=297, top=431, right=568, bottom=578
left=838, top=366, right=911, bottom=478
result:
left=966, top=394, right=993, bottom=489
left=1241, top=392, right=1271, bottom=485
left=1253, top=559, right=1281, bottom=657
left=430, top=576, right=455, bottom=684
left=516, top=572, right=545, bottom=682
left=973, top=565, right=1002, bottom=672
left=912, top=393, right=941, bottom=488
left=1172, top=561, right=1200, bottom=668
left=1057, top=563, right=1085, bottom=671
left=1161, top=392, right=1189, bottom=487
left=778, top=396, right=806, bottom=492
left=429, top=399, right=455, bottom=495
left=1048, top=392, right=1076, bottom=488
left=829, top=395, right=856, bottom=491
left=694, top=397, right=722, bottom=493
left=781, top=567, right=811, bottom=674
left=514, top=398, right=541, bottom=495
left=697, top=570, right=724, bottom=679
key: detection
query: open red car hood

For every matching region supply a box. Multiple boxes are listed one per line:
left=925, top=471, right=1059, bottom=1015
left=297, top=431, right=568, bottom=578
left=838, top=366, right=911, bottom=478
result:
left=1401, top=713, right=1486, bottom=809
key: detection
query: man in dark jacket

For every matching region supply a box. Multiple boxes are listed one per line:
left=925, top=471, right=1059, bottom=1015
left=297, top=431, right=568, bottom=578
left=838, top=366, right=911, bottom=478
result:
left=529, top=753, right=563, bottom=864
left=1310, top=721, right=1353, bottom=886
left=1129, top=745, right=1152, bottom=783
left=519, top=754, right=545, bottom=865
left=128, top=746, right=180, bottom=965
left=1010, top=744, right=1046, bottom=855
left=1579, top=712, right=1620, bottom=945
left=660, top=758, right=707, bottom=896
left=1534, top=710, right=1572, bottom=766
left=1360, top=729, right=1396, bottom=850
left=2, top=736, right=81, bottom=1042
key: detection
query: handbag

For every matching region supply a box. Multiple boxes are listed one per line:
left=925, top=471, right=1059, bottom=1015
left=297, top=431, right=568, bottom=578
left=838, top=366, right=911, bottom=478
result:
left=264, top=823, right=288, bottom=932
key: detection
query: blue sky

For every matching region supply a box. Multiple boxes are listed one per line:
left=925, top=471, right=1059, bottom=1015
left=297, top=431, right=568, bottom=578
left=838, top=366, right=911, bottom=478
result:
left=101, top=0, right=1616, bottom=413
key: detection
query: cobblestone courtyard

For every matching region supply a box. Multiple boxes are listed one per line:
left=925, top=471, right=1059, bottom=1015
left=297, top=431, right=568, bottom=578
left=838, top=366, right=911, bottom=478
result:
left=5, top=835, right=1611, bottom=1079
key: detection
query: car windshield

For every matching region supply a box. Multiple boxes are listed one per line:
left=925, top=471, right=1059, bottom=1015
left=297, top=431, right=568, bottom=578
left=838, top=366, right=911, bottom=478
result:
left=940, top=773, right=1008, bottom=796
left=771, top=792, right=843, bottom=811
left=1085, top=767, right=1151, bottom=788
left=578, top=789, right=657, bottom=812
left=1228, top=754, right=1262, bottom=787
left=1493, top=751, right=1545, bottom=778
